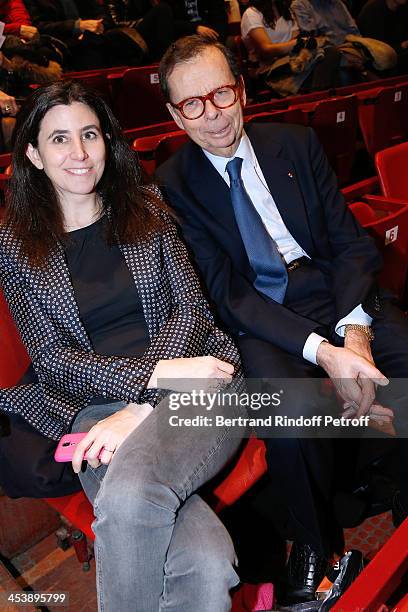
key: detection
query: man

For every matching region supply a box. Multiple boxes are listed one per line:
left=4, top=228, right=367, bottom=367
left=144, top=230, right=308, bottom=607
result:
left=358, top=0, right=408, bottom=74
left=24, top=0, right=115, bottom=70
left=156, top=36, right=408, bottom=604
left=166, top=0, right=228, bottom=42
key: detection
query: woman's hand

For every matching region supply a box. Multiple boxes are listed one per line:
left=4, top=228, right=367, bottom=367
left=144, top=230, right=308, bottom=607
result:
left=19, top=24, right=39, bottom=41
left=0, top=90, right=18, bottom=116
left=71, top=403, right=153, bottom=473
left=147, top=356, right=234, bottom=392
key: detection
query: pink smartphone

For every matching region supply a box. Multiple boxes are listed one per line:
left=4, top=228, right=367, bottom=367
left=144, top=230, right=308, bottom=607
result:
left=54, top=432, right=87, bottom=462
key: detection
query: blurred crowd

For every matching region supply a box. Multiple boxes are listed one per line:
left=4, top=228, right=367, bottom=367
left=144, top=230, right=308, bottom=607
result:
left=0, top=0, right=406, bottom=148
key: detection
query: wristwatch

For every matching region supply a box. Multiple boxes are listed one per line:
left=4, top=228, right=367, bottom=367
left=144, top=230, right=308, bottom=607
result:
left=345, top=324, right=374, bottom=342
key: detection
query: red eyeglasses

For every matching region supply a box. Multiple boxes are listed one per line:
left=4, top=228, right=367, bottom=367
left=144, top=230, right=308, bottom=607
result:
left=170, top=81, right=242, bottom=120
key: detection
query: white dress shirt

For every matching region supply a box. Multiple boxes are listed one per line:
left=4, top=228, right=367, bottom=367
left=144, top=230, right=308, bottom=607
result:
left=203, top=132, right=372, bottom=364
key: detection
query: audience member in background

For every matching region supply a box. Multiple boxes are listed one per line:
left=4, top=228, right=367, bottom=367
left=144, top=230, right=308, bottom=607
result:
left=358, top=0, right=408, bottom=75
left=104, top=0, right=229, bottom=65
left=23, top=0, right=117, bottom=70
left=167, top=0, right=229, bottom=42
left=291, top=0, right=360, bottom=45
left=105, top=0, right=176, bottom=62
left=0, top=72, right=18, bottom=150
left=0, top=83, right=17, bottom=114
left=241, top=0, right=342, bottom=95
left=0, top=0, right=39, bottom=40
left=0, top=45, right=61, bottom=150
left=292, top=0, right=397, bottom=81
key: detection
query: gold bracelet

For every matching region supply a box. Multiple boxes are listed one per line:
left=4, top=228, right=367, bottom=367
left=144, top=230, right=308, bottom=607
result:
left=345, top=324, right=374, bottom=342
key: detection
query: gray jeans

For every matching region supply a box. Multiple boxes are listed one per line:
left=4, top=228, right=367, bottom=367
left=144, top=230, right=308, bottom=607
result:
left=71, top=395, right=247, bottom=612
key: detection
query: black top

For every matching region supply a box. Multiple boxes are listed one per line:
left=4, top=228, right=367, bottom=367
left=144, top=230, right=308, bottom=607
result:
left=64, top=216, right=150, bottom=402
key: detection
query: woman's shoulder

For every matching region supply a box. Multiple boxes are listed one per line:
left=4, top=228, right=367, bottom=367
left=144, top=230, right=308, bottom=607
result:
left=0, top=222, right=25, bottom=277
left=141, top=183, right=174, bottom=228
left=0, top=221, right=19, bottom=256
left=241, top=6, right=263, bottom=26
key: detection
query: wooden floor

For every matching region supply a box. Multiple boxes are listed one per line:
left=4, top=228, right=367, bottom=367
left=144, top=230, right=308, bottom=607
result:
left=0, top=510, right=394, bottom=612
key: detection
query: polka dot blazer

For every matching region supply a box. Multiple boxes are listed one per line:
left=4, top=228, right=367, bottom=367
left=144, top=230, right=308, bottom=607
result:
left=0, top=194, right=242, bottom=441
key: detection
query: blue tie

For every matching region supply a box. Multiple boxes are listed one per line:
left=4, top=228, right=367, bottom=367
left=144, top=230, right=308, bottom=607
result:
left=226, top=157, right=288, bottom=303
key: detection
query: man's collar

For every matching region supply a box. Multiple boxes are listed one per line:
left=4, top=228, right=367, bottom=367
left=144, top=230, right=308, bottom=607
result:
left=203, top=131, right=257, bottom=178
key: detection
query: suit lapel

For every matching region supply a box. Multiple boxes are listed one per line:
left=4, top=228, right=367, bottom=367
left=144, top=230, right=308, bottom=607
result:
left=248, top=126, right=315, bottom=257
left=187, top=143, right=241, bottom=236
left=187, top=131, right=315, bottom=257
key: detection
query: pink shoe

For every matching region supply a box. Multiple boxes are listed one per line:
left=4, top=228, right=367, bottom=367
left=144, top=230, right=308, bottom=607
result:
left=231, top=582, right=274, bottom=611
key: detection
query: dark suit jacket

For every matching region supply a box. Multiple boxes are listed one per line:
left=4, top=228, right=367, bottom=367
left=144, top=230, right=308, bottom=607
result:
left=0, top=194, right=240, bottom=440
left=24, top=0, right=113, bottom=38
left=157, top=123, right=383, bottom=358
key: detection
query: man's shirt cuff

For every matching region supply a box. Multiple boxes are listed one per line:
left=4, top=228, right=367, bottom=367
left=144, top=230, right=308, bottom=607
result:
left=335, top=304, right=373, bottom=337
left=303, top=332, right=327, bottom=365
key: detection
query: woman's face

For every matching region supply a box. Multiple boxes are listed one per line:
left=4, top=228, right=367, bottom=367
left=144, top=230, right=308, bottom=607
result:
left=26, top=102, right=106, bottom=203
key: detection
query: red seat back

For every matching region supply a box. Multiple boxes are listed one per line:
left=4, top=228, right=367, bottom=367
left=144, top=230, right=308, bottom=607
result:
left=375, top=141, right=408, bottom=201
left=155, top=132, right=189, bottom=168
left=246, top=107, right=306, bottom=126
left=348, top=201, right=377, bottom=225
left=297, top=95, right=359, bottom=186
left=63, top=71, right=118, bottom=107
left=111, top=65, right=169, bottom=130
left=358, top=82, right=408, bottom=157
left=0, top=290, right=30, bottom=388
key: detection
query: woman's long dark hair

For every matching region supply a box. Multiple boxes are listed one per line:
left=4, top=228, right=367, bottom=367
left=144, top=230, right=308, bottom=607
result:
left=5, top=80, right=167, bottom=267
left=249, top=0, right=293, bottom=29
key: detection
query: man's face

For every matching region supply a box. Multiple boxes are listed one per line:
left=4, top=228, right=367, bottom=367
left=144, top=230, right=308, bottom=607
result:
left=166, top=47, right=246, bottom=158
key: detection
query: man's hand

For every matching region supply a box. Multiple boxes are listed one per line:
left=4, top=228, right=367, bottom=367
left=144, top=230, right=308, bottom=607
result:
left=343, top=327, right=377, bottom=414
left=344, top=327, right=373, bottom=362
left=72, top=403, right=152, bottom=473
left=316, top=341, right=389, bottom=417
left=196, top=25, right=219, bottom=40
left=19, top=24, right=39, bottom=40
left=79, top=19, right=104, bottom=34
left=401, top=40, right=408, bottom=49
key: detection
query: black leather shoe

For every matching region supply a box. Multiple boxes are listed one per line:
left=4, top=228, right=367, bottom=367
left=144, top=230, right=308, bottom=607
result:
left=281, top=542, right=329, bottom=605
left=392, top=489, right=408, bottom=528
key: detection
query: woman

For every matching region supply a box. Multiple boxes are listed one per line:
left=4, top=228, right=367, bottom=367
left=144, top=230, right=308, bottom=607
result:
left=241, top=0, right=342, bottom=95
left=0, top=81, right=247, bottom=611
left=241, top=0, right=298, bottom=66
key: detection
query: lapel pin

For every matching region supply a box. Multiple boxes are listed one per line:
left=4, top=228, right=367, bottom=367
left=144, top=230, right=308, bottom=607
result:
left=287, top=171, right=294, bottom=178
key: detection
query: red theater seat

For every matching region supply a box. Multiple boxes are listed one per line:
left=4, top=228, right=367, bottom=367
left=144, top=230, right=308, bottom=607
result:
left=292, top=95, right=359, bottom=186
left=110, top=65, right=169, bottom=130
left=375, top=142, right=408, bottom=201
left=358, top=82, right=408, bottom=157
left=246, top=107, right=306, bottom=126
left=349, top=196, right=408, bottom=301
